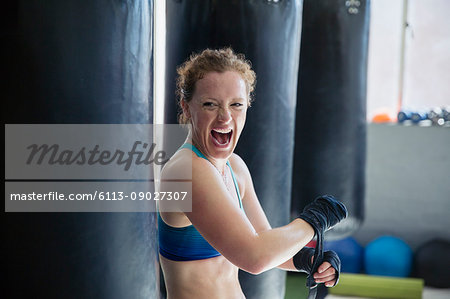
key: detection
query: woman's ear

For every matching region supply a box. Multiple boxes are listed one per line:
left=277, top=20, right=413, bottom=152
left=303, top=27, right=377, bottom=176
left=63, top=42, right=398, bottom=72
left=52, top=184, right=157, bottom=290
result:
left=181, top=99, right=191, bottom=120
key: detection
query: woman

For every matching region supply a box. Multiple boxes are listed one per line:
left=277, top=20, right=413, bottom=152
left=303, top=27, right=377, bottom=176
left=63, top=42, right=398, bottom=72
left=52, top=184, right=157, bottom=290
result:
left=158, top=48, right=346, bottom=298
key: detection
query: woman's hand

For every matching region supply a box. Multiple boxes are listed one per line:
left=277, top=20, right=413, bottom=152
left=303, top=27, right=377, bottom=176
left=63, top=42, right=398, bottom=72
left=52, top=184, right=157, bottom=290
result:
left=298, top=195, right=348, bottom=236
left=314, top=250, right=341, bottom=287
left=292, top=247, right=341, bottom=287
left=313, top=261, right=338, bottom=287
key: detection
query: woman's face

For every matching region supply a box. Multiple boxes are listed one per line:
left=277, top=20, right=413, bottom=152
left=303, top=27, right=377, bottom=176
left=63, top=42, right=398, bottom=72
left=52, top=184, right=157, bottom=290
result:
left=183, top=71, right=249, bottom=161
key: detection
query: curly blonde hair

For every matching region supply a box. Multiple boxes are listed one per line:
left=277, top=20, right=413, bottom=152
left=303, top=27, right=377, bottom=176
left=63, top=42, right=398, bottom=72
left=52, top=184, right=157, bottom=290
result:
left=176, top=48, right=256, bottom=124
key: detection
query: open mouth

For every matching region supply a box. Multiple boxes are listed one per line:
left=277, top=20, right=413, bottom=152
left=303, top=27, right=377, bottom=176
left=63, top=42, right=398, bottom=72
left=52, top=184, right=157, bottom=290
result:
left=211, top=129, right=233, bottom=146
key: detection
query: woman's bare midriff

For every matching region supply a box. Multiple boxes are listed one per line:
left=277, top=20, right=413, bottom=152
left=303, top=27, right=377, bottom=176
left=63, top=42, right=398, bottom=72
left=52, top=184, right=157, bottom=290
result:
left=160, top=254, right=246, bottom=299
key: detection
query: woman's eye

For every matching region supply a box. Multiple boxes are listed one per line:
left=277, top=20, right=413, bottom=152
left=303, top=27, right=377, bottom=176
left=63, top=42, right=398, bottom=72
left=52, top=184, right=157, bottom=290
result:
left=203, top=102, right=215, bottom=107
left=232, top=103, right=244, bottom=107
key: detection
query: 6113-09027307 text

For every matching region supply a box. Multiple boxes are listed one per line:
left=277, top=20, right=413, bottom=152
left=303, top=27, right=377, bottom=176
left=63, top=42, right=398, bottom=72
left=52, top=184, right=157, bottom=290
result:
left=9, top=191, right=188, bottom=201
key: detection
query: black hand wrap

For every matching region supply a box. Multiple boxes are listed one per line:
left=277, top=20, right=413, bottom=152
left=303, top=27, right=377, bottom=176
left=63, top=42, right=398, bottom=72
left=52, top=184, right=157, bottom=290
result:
left=322, top=250, right=341, bottom=287
left=293, top=247, right=341, bottom=287
left=298, top=195, right=348, bottom=236
left=293, top=246, right=315, bottom=274
left=297, top=195, right=347, bottom=299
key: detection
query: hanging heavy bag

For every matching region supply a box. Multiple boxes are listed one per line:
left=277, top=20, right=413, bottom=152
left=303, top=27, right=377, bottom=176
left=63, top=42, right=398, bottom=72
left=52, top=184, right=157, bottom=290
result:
left=5, top=1, right=157, bottom=298
left=165, top=1, right=303, bottom=298
left=292, top=0, right=370, bottom=239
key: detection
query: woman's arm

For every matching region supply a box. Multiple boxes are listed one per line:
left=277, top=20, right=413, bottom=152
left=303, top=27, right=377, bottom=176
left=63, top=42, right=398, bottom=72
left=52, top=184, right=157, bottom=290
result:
left=228, top=154, right=312, bottom=272
left=228, top=154, right=341, bottom=287
left=277, top=258, right=298, bottom=271
left=166, top=153, right=313, bottom=275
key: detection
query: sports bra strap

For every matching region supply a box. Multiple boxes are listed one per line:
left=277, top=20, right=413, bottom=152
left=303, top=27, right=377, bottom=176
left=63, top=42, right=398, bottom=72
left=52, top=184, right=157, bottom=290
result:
left=180, top=143, right=207, bottom=159
left=229, top=165, right=243, bottom=209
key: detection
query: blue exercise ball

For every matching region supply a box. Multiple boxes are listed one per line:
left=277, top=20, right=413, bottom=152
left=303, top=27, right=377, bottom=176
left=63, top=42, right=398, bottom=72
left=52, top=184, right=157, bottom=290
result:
left=325, top=237, right=364, bottom=273
left=365, top=235, right=413, bottom=277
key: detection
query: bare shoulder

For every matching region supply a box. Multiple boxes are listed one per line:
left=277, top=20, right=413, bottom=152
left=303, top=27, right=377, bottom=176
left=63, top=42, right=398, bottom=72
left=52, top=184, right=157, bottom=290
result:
left=161, top=147, right=218, bottom=191
left=228, top=153, right=251, bottom=178
left=159, top=148, right=212, bottom=225
left=161, top=148, right=195, bottom=181
left=228, top=153, right=254, bottom=199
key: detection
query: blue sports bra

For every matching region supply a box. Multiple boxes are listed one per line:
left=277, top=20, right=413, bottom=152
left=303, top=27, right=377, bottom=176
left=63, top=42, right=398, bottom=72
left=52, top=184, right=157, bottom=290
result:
left=158, top=143, right=244, bottom=261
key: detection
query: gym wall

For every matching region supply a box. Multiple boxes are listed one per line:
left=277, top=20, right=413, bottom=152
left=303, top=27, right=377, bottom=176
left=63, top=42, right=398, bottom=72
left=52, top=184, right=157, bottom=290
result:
left=354, top=124, right=450, bottom=249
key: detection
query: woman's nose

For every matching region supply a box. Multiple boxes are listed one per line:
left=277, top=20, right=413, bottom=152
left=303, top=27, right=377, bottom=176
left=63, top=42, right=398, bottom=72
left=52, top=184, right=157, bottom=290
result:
left=218, top=107, right=232, bottom=123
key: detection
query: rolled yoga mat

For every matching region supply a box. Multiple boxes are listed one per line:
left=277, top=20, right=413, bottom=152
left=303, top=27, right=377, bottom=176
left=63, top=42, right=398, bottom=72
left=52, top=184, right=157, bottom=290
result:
left=291, top=0, right=370, bottom=239
left=165, top=1, right=303, bottom=298
left=329, top=273, right=424, bottom=299
left=5, top=1, right=158, bottom=298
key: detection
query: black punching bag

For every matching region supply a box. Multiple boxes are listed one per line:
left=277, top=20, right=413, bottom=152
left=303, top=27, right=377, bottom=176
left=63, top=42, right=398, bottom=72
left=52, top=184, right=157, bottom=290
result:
left=165, top=1, right=302, bottom=298
left=5, top=1, right=158, bottom=298
left=164, top=0, right=212, bottom=124
left=292, top=0, right=370, bottom=238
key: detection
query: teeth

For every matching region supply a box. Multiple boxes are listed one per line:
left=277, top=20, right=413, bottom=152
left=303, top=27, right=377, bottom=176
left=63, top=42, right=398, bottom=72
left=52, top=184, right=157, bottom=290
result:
left=212, top=128, right=232, bottom=134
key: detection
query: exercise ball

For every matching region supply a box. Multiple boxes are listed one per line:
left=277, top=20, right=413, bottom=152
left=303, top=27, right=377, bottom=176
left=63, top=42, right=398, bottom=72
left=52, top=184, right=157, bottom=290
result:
left=365, top=236, right=413, bottom=277
left=413, top=239, right=450, bottom=288
left=324, top=237, right=364, bottom=273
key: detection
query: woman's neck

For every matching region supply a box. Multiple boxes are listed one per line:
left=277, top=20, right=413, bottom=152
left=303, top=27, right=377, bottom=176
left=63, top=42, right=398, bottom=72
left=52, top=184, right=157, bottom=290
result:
left=185, top=135, right=228, bottom=175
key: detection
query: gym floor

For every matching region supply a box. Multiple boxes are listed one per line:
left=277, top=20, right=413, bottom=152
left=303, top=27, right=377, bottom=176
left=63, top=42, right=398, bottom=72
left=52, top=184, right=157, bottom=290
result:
left=285, top=273, right=450, bottom=299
